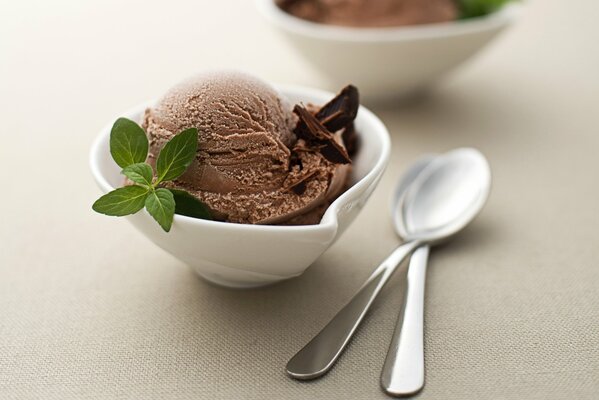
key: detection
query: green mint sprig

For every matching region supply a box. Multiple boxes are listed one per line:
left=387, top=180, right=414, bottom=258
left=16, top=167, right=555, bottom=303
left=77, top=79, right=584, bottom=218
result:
left=458, top=0, right=514, bottom=19
left=93, top=118, right=212, bottom=232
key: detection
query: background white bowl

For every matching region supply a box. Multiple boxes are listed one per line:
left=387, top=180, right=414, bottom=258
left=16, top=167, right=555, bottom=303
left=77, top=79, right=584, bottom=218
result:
left=257, top=0, right=522, bottom=101
left=90, top=85, right=390, bottom=288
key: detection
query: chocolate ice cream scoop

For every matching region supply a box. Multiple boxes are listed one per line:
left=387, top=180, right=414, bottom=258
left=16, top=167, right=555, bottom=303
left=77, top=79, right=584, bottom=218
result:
left=144, top=71, right=296, bottom=195
left=143, top=71, right=357, bottom=225
left=277, top=0, right=458, bottom=27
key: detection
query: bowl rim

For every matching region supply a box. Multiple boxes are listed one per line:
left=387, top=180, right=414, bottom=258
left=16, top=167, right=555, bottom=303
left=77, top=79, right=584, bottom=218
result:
left=256, top=0, right=523, bottom=42
left=89, top=84, right=391, bottom=233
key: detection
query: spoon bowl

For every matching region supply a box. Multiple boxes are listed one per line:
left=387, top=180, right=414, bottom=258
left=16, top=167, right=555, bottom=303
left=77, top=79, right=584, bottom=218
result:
left=392, top=155, right=436, bottom=235
left=396, top=148, right=491, bottom=243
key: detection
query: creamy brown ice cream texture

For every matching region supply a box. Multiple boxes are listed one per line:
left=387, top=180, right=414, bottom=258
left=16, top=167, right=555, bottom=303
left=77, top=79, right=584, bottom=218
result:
left=143, top=71, right=356, bottom=225
left=277, top=0, right=458, bottom=28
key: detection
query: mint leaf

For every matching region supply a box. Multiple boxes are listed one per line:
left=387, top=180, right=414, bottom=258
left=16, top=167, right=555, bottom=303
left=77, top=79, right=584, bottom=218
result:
left=93, top=186, right=149, bottom=216
left=145, top=188, right=175, bottom=232
left=458, top=0, right=511, bottom=18
left=110, top=118, right=149, bottom=168
left=156, top=128, right=198, bottom=183
left=122, top=163, right=153, bottom=187
left=96, top=120, right=200, bottom=232
left=170, top=189, right=212, bottom=220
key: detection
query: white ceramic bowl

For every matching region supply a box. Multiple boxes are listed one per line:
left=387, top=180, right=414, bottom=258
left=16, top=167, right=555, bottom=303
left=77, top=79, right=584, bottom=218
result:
left=257, top=0, right=522, bottom=101
left=90, top=85, right=390, bottom=288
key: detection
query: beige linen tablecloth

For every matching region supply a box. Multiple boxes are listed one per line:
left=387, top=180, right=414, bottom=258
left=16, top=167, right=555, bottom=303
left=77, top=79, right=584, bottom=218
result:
left=1, top=0, right=598, bottom=399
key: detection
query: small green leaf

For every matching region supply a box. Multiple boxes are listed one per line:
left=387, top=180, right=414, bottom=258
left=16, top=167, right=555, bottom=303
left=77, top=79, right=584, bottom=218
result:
left=122, top=163, right=153, bottom=187
left=458, top=0, right=512, bottom=19
left=92, top=186, right=149, bottom=216
left=156, top=128, right=198, bottom=183
left=145, top=188, right=175, bottom=232
left=170, top=189, right=212, bottom=220
left=110, top=118, right=149, bottom=168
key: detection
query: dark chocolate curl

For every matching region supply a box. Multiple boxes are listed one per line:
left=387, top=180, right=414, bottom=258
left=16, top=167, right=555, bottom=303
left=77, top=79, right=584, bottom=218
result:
left=341, top=123, right=358, bottom=157
left=293, top=105, right=352, bottom=164
left=316, top=85, right=360, bottom=132
left=284, top=170, right=318, bottom=195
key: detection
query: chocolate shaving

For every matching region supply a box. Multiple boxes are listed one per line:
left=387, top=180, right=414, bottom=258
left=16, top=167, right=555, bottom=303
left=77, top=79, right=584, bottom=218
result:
left=321, top=142, right=352, bottom=164
left=293, top=105, right=351, bottom=164
left=341, top=123, right=358, bottom=157
left=290, top=181, right=307, bottom=195
left=289, top=151, right=303, bottom=171
left=284, top=170, right=318, bottom=195
left=294, top=105, right=329, bottom=141
left=316, top=85, right=359, bottom=132
left=275, top=0, right=298, bottom=8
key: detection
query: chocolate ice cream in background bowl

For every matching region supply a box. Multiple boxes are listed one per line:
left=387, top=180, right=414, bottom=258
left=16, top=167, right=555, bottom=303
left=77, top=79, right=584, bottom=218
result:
left=256, top=0, right=522, bottom=102
left=90, top=71, right=390, bottom=288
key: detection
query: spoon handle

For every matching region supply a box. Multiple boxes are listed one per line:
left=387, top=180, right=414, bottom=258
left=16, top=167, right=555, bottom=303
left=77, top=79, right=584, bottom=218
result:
left=381, top=245, right=430, bottom=396
left=286, top=240, right=421, bottom=380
